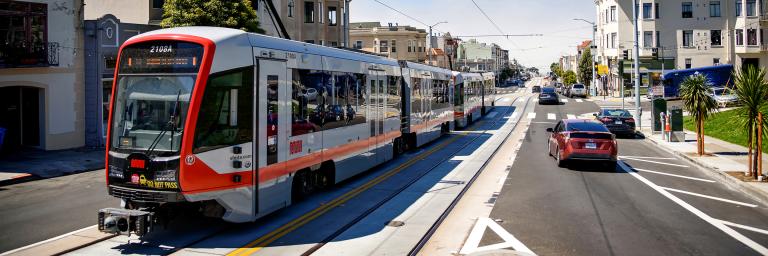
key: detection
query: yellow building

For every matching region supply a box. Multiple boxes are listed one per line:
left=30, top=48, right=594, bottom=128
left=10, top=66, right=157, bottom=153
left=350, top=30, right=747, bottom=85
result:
left=349, top=22, right=427, bottom=62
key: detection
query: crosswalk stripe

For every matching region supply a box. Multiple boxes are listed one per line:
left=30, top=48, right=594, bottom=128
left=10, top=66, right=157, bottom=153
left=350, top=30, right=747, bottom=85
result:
left=576, top=99, right=583, bottom=103
left=547, top=113, right=556, bottom=120
left=560, top=98, right=568, bottom=103
left=567, top=114, right=576, bottom=119
left=527, top=112, right=536, bottom=119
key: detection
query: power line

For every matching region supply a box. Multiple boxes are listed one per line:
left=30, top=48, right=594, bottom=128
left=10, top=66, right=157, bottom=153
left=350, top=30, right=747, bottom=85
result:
left=454, top=34, right=543, bottom=38
left=371, top=0, right=443, bottom=34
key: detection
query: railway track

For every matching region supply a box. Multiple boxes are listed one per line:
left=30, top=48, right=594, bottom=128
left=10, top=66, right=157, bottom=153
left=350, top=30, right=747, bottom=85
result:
left=225, top=91, right=531, bottom=256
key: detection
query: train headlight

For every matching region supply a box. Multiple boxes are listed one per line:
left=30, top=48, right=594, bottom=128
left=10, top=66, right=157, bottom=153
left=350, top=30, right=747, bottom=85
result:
left=155, top=170, right=176, bottom=182
left=108, top=165, right=124, bottom=179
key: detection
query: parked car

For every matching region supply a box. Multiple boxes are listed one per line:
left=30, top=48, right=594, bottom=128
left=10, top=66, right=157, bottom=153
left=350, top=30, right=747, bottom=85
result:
left=569, top=84, right=587, bottom=98
left=562, top=84, right=572, bottom=97
left=532, top=85, right=541, bottom=93
left=547, top=119, right=618, bottom=169
left=710, top=87, right=738, bottom=108
left=594, top=108, right=636, bottom=137
left=539, top=89, right=560, bottom=105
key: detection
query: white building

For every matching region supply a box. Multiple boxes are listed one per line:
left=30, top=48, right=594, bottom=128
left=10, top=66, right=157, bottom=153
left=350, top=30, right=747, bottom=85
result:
left=595, top=0, right=767, bottom=94
left=0, top=0, right=85, bottom=151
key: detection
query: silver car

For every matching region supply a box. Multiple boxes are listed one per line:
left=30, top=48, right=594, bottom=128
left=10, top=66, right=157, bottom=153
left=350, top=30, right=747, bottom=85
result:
left=569, top=84, right=587, bottom=98
left=710, top=87, right=738, bottom=108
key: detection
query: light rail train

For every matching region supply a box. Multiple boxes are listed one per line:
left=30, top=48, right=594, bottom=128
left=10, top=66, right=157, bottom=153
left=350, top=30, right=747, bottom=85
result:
left=98, top=27, right=496, bottom=235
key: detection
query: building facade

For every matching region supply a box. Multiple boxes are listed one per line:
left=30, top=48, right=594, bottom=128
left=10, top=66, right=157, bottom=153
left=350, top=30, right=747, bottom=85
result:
left=457, top=39, right=494, bottom=72
left=0, top=0, right=85, bottom=151
left=426, top=48, right=450, bottom=69
left=436, top=32, right=461, bottom=70
left=259, top=0, right=350, bottom=47
left=349, top=22, right=427, bottom=62
left=595, top=0, right=767, bottom=95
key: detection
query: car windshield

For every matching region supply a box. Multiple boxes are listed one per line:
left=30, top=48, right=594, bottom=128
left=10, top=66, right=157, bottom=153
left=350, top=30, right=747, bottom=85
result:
left=567, top=121, right=609, bottom=132
left=711, top=88, right=727, bottom=95
left=542, top=87, right=555, bottom=93
left=573, top=84, right=584, bottom=89
left=601, top=109, right=632, bottom=117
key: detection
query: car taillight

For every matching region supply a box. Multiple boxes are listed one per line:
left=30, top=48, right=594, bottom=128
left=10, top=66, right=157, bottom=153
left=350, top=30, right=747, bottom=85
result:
left=625, top=118, right=635, bottom=123
left=600, top=117, right=613, bottom=123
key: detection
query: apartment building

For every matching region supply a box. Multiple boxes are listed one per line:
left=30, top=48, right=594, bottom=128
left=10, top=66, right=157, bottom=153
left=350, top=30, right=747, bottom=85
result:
left=436, top=32, right=461, bottom=70
left=0, top=0, right=85, bottom=151
left=426, top=48, right=450, bottom=69
left=349, top=22, right=427, bottom=62
left=458, top=39, right=495, bottom=72
left=595, top=0, right=766, bottom=94
left=259, top=0, right=351, bottom=47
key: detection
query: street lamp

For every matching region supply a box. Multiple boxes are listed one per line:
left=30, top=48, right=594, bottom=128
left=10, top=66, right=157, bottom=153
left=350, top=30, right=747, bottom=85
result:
left=573, top=18, right=597, bottom=98
left=428, top=21, right=447, bottom=65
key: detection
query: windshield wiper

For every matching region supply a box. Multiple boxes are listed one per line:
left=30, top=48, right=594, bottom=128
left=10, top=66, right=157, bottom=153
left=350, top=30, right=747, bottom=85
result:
left=145, top=91, right=182, bottom=157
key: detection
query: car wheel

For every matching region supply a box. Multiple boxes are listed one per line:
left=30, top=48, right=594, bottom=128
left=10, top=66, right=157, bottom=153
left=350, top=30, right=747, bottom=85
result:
left=556, top=147, right=567, bottom=167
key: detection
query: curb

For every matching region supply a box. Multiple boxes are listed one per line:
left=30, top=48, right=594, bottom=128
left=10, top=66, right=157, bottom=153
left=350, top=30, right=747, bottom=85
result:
left=0, top=167, right=103, bottom=187
left=0, top=173, right=41, bottom=187
left=641, top=135, right=768, bottom=206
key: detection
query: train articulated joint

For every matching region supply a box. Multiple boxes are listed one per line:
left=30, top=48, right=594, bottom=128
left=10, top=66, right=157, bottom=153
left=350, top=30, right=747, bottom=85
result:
left=98, top=207, right=154, bottom=236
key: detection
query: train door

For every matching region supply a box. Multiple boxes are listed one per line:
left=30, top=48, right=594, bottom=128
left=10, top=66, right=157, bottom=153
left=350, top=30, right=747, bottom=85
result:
left=367, top=70, right=385, bottom=164
left=256, top=59, right=289, bottom=213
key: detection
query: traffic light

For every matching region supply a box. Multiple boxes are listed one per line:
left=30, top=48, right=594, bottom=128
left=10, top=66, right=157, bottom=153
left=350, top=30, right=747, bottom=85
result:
left=622, top=50, right=629, bottom=60
left=651, top=48, right=659, bottom=60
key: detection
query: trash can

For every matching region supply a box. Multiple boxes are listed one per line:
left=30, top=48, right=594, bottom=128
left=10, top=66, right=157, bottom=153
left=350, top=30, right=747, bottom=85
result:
left=0, top=127, right=5, bottom=151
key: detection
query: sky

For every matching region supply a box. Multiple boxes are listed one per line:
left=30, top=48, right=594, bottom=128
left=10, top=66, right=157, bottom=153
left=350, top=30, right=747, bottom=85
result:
left=350, top=0, right=596, bottom=72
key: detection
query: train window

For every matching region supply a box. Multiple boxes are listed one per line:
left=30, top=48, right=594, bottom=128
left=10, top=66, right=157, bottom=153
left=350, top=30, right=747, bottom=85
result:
left=292, top=69, right=326, bottom=133
left=355, top=74, right=367, bottom=124
left=267, top=75, right=278, bottom=165
left=387, top=75, right=400, bottom=119
left=193, top=68, right=254, bottom=154
left=411, top=77, right=422, bottom=116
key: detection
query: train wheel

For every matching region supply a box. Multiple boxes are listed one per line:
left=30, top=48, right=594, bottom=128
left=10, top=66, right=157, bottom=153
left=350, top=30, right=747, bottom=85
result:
left=394, top=138, right=405, bottom=156
left=292, top=170, right=314, bottom=202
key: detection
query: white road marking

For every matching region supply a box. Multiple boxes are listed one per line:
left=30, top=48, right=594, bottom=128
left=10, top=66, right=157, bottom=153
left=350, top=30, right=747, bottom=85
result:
left=619, top=156, right=689, bottom=168
left=576, top=99, right=584, bottom=103
left=533, top=98, right=539, bottom=102
left=721, top=220, right=768, bottom=236
left=460, top=217, right=536, bottom=255
left=527, top=113, right=536, bottom=119
left=634, top=168, right=715, bottom=183
left=618, top=161, right=768, bottom=254
left=560, top=98, right=568, bottom=103
left=619, top=155, right=676, bottom=160
left=566, top=114, right=576, bottom=119
left=547, top=113, right=556, bottom=120
left=661, top=186, right=758, bottom=208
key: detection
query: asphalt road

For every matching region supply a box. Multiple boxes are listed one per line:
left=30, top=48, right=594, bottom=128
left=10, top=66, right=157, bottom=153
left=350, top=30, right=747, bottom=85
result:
left=0, top=170, right=118, bottom=253
left=485, top=95, right=768, bottom=255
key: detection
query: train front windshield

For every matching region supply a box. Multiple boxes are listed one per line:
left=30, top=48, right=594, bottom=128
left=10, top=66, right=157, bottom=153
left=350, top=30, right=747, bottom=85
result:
left=109, top=41, right=204, bottom=155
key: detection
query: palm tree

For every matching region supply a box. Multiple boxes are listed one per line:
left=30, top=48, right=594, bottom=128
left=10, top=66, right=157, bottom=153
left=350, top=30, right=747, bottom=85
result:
left=733, top=66, right=768, bottom=179
left=679, top=74, right=719, bottom=156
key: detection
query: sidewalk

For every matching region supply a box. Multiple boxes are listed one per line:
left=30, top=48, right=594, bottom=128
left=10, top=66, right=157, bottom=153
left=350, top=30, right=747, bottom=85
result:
left=0, top=148, right=104, bottom=185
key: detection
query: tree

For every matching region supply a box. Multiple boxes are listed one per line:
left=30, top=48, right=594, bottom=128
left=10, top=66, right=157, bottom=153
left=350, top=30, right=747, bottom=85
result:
left=733, top=66, right=768, bottom=179
left=550, top=62, right=562, bottom=78
left=679, top=74, right=718, bottom=156
left=578, top=47, right=593, bottom=88
left=563, top=70, right=577, bottom=85
left=499, top=67, right=514, bottom=82
left=161, top=0, right=265, bottom=33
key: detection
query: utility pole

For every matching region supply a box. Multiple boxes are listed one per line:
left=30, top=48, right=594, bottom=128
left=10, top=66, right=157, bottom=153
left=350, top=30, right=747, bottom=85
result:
left=632, top=0, right=642, bottom=129
left=573, top=18, right=596, bottom=97
left=428, top=21, right=447, bottom=65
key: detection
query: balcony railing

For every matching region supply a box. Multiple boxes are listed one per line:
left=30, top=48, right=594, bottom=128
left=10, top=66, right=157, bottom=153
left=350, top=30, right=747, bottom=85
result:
left=0, top=41, right=59, bottom=68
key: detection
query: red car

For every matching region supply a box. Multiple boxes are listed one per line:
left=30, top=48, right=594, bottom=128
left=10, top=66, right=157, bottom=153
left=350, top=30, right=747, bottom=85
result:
left=547, top=119, right=618, bottom=169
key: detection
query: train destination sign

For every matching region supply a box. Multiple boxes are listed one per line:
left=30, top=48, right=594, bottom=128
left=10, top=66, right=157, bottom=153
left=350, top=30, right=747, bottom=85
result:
left=119, top=41, right=204, bottom=74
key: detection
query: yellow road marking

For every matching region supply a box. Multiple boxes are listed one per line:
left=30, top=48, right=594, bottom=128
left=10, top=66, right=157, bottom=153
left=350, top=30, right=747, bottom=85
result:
left=228, top=134, right=465, bottom=256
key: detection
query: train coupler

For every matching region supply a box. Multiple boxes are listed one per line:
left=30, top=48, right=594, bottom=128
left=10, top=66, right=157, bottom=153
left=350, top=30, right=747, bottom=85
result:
left=98, top=208, right=154, bottom=236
